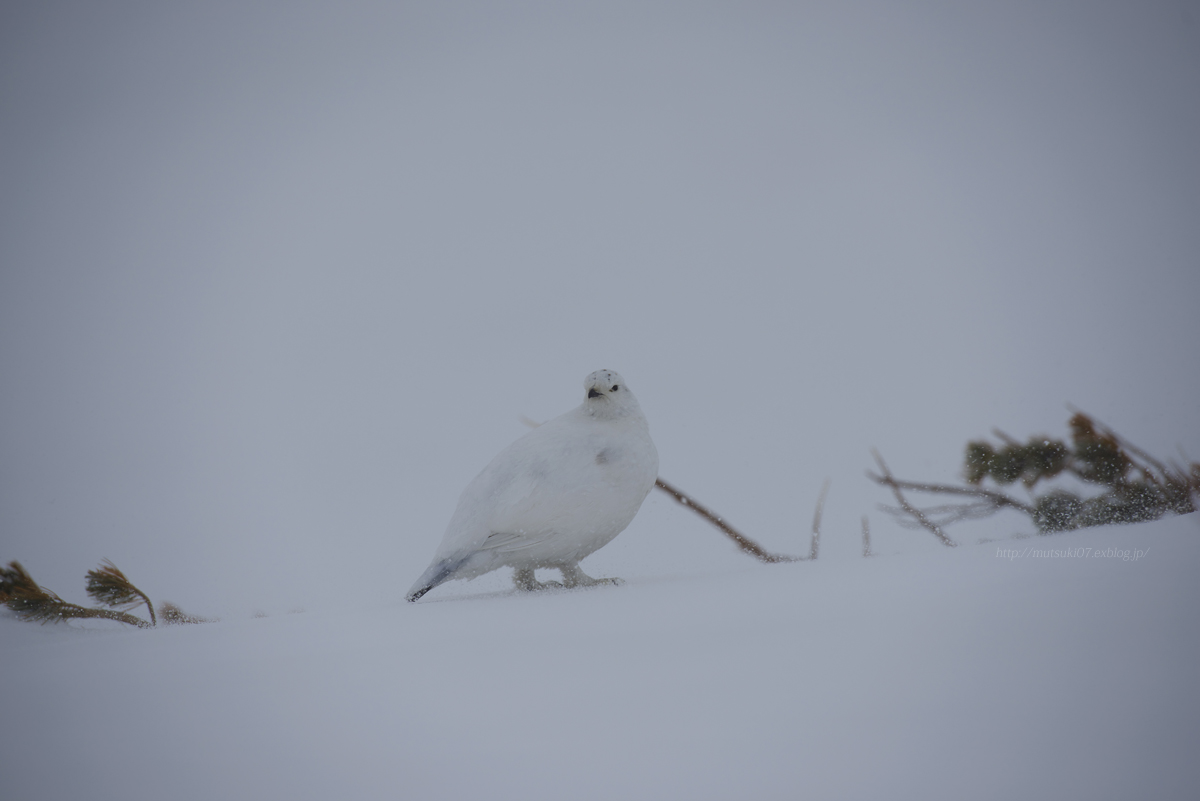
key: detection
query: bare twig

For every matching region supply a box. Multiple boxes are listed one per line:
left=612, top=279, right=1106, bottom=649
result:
left=991, top=428, right=1021, bottom=447
left=869, top=450, right=957, bottom=547
left=878, top=499, right=1011, bottom=527
left=810, top=478, right=830, bottom=560
left=861, top=516, right=872, bottom=557
left=653, top=477, right=802, bottom=563
left=868, top=477, right=1035, bottom=516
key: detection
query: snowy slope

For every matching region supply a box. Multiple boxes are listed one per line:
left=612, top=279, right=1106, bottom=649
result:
left=3, top=4, right=1198, bottom=798
left=4, top=512, right=1197, bottom=801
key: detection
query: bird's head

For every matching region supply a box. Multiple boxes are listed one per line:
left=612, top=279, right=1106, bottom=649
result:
left=583, top=369, right=640, bottom=418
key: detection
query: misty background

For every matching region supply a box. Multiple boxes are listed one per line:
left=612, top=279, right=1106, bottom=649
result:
left=2, top=1, right=1198, bottom=615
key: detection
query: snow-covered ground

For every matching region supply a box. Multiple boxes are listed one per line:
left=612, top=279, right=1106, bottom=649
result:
left=4, top=512, right=1197, bottom=801
left=3, top=3, right=1199, bottom=798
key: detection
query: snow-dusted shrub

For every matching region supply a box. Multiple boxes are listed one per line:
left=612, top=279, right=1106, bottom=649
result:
left=872, top=412, right=1198, bottom=543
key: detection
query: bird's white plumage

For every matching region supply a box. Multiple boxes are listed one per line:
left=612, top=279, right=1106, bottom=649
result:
left=407, top=370, right=658, bottom=601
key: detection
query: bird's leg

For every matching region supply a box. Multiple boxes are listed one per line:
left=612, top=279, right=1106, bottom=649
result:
left=558, top=563, right=624, bottom=589
left=512, top=567, right=561, bottom=592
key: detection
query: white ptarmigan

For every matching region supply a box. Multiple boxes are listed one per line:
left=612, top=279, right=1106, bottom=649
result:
left=406, top=369, right=658, bottom=602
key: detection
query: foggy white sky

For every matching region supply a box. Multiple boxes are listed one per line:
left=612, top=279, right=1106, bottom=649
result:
left=2, top=1, right=1198, bottom=612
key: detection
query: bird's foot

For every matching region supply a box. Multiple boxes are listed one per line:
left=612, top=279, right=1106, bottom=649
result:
left=512, top=567, right=562, bottom=592
left=558, top=564, right=624, bottom=589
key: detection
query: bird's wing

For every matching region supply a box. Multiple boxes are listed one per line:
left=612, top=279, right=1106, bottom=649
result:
left=479, top=529, right=559, bottom=553
left=431, top=413, right=589, bottom=559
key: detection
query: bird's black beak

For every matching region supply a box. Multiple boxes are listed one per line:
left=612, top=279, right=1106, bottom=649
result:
left=588, top=388, right=601, bottom=398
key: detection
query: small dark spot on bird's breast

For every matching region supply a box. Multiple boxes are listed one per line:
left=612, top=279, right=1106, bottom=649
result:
left=595, top=448, right=612, bottom=465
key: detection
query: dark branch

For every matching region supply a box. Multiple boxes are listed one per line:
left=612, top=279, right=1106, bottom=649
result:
left=869, top=450, right=957, bottom=547
left=865, top=475, right=1035, bottom=516
left=654, top=477, right=802, bottom=563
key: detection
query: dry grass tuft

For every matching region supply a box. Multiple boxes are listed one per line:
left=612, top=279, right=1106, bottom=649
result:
left=86, top=559, right=156, bottom=625
left=1, top=561, right=152, bottom=628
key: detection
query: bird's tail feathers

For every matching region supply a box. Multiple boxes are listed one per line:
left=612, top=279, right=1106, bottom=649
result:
left=405, top=554, right=470, bottom=602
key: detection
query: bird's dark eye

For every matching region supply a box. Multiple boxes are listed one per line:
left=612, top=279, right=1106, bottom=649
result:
left=611, top=385, right=619, bottom=391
